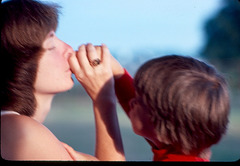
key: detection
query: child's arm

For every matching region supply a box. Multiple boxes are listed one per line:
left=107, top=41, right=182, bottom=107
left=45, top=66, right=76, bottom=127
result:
left=114, top=69, right=135, bottom=116
left=110, top=55, right=135, bottom=116
left=111, top=57, right=159, bottom=150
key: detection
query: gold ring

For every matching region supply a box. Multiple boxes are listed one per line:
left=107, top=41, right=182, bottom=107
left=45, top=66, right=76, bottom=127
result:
left=90, top=58, right=101, bottom=67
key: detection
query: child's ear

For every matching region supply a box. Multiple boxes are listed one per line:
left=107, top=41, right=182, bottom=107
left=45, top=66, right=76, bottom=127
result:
left=129, top=98, right=138, bottom=110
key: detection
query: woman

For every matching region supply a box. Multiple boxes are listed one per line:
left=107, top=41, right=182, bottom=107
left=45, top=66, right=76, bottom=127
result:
left=1, top=0, right=124, bottom=161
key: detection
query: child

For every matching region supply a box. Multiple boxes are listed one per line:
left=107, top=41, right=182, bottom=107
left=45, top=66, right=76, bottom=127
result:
left=113, top=55, right=230, bottom=161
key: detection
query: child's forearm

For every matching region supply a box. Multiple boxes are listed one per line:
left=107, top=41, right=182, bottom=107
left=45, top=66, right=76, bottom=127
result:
left=114, top=69, right=136, bottom=116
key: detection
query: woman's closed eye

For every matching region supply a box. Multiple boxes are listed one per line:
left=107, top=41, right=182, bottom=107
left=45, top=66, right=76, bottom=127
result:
left=48, top=46, right=56, bottom=51
left=44, top=30, right=56, bottom=51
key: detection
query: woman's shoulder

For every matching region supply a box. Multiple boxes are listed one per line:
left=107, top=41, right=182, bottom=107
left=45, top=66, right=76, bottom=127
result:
left=1, top=114, right=72, bottom=160
left=1, top=114, right=51, bottom=139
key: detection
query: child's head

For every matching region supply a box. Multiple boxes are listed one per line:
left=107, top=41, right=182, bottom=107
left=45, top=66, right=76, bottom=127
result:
left=130, top=55, right=230, bottom=155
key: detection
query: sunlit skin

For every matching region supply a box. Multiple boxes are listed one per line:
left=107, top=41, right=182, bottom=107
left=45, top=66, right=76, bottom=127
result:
left=35, top=31, right=74, bottom=95
left=33, top=31, right=74, bottom=123
left=1, top=30, right=125, bottom=161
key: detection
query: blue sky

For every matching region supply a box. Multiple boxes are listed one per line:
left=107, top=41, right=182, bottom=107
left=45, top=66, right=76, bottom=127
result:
left=45, top=0, right=222, bottom=58
left=2, top=0, right=222, bottom=58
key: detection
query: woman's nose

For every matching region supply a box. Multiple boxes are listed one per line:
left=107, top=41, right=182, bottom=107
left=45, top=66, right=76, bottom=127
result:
left=63, top=43, right=74, bottom=59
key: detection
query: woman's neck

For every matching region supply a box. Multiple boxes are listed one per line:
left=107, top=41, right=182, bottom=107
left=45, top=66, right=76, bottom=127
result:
left=32, top=92, right=54, bottom=123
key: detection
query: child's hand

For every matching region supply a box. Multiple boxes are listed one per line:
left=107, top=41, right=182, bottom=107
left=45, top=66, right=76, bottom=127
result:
left=61, top=142, right=98, bottom=161
left=110, top=54, right=125, bottom=79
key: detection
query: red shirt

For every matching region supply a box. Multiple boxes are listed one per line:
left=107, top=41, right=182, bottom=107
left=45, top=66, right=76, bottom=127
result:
left=114, top=69, right=209, bottom=162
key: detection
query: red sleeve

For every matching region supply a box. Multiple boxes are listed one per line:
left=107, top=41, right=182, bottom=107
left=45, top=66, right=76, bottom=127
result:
left=114, top=69, right=135, bottom=116
left=114, top=69, right=156, bottom=151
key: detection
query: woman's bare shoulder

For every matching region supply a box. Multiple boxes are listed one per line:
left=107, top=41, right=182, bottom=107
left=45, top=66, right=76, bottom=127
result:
left=1, top=115, right=72, bottom=160
left=2, top=114, right=45, bottom=132
left=1, top=114, right=54, bottom=140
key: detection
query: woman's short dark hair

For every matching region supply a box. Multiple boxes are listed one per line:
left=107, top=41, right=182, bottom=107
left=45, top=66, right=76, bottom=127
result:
left=1, top=0, right=60, bottom=116
left=134, top=55, right=230, bottom=155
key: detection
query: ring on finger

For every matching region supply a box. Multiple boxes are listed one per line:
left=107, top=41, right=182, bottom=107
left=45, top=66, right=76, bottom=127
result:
left=90, top=58, right=101, bottom=67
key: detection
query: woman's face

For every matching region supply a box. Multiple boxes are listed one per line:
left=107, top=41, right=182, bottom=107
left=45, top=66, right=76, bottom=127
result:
left=34, top=31, right=74, bottom=95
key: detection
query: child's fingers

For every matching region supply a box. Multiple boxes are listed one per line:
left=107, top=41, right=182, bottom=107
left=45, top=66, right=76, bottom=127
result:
left=101, top=44, right=111, bottom=68
left=61, top=142, right=78, bottom=160
left=68, top=52, right=81, bottom=75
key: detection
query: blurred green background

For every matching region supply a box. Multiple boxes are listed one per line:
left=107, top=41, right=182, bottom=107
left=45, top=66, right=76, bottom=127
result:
left=44, top=90, right=239, bottom=161
left=44, top=0, right=240, bottom=161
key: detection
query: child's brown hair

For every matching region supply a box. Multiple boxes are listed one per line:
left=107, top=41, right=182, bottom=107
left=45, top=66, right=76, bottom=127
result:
left=134, top=55, right=230, bottom=155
